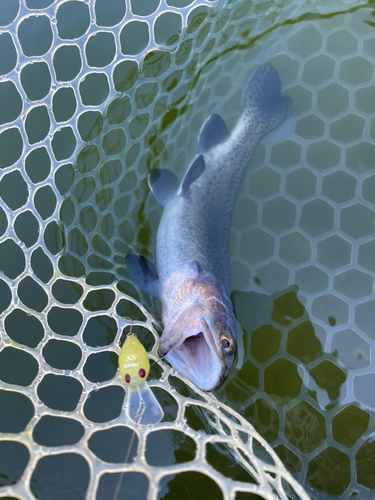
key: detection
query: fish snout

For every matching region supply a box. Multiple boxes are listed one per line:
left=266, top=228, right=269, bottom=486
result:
left=158, top=337, right=174, bottom=357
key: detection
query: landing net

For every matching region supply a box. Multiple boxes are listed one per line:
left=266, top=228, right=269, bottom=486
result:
left=0, top=0, right=372, bottom=499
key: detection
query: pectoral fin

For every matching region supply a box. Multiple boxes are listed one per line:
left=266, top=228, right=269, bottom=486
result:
left=197, top=114, right=230, bottom=154
left=148, top=169, right=178, bottom=206
left=125, top=255, right=159, bottom=298
left=180, top=155, right=205, bottom=196
left=187, top=260, right=202, bottom=275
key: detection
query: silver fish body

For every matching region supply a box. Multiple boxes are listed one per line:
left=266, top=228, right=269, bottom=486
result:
left=126, top=63, right=292, bottom=391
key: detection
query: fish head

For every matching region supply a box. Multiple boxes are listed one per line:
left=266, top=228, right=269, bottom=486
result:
left=159, top=299, right=237, bottom=391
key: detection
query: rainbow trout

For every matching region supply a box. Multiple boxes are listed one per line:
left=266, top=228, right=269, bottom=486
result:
left=126, top=63, right=292, bottom=390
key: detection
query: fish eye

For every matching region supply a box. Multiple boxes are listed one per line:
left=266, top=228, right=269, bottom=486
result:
left=221, top=335, right=232, bottom=352
left=125, top=374, right=131, bottom=384
left=138, top=368, right=146, bottom=378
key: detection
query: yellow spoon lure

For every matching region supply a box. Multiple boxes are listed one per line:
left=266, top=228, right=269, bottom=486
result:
left=118, top=333, right=163, bottom=425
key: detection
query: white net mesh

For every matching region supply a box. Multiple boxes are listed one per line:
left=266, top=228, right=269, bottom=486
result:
left=1, top=0, right=374, bottom=498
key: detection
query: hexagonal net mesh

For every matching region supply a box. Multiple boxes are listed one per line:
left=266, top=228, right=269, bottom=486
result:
left=1, top=0, right=375, bottom=498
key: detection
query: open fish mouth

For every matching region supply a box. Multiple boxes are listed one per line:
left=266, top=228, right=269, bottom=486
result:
left=176, top=331, right=213, bottom=377
left=164, top=323, right=224, bottom=391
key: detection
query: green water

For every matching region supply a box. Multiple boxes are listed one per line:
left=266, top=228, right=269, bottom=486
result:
left=1, top=0, right=375, bottom=498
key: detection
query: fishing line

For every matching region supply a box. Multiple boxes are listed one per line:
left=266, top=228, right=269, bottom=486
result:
left=149, top=354, right=167, bottom=368
left=112, top=401, right=145, bottom=500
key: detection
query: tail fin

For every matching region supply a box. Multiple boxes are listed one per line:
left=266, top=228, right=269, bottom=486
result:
left=242, top=63, right=292, bottom=137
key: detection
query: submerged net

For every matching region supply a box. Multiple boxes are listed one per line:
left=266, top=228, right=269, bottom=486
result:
left=0, top=0, right=374, bottom=498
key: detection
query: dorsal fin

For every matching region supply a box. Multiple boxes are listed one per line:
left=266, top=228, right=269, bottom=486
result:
left=148, top=169, right=178, bottom=206
left=197, top=114, right=230, bottom=154
left=180, top=155, right=205, bottom=196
